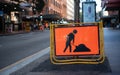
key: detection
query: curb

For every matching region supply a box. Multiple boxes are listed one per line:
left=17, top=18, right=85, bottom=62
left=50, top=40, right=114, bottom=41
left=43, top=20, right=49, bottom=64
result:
left=0, top=32, right=29, bottom=36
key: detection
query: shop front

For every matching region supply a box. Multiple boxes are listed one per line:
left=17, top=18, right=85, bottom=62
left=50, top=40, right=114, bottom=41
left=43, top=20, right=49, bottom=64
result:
left=11, top=11, right=22, bottom=32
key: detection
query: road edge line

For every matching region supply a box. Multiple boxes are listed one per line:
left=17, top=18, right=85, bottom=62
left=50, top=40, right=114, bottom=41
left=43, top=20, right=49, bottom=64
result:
left=0, top=47, right=50, bottom=75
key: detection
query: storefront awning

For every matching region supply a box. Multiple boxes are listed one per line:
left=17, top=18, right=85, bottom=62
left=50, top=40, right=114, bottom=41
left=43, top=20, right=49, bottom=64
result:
left=20, top=2, right=31, bottom=7
left=101, top=15, right=118, bottom=20
left=42, top=14, right=61, bottom=21
left=105, top=0, right=120, bottom=11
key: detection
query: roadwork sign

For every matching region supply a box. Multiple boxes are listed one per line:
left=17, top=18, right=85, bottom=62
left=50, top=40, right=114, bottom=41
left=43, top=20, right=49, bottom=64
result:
left=54, top=25, right=99, bottom=56
left=50, top=22, right=105, bottom=64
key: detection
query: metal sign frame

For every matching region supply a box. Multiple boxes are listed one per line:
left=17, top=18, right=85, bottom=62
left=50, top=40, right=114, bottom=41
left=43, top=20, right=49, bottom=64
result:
left=50, top=22, right=105, bottom=64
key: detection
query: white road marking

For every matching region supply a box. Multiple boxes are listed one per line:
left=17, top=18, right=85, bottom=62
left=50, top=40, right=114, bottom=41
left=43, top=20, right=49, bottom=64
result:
left=0, top=47, right=50, bottom=75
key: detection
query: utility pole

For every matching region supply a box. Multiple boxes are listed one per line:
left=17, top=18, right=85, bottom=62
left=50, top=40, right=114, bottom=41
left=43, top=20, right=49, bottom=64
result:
left=74, top=0, right=80, bottom=23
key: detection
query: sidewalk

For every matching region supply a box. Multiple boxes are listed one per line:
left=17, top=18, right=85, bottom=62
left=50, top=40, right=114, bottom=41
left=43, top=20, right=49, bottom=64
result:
left=0, top=31, right=28, bottom=36
left=0, top=30, right=45, bottom=36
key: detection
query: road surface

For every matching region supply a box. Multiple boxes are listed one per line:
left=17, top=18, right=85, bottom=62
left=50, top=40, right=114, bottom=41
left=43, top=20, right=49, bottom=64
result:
left=0, top=30, right=50, bottom=69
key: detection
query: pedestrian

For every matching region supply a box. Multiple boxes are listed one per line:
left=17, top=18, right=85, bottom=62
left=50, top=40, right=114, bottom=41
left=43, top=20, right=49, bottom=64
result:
left=39, top=24, right=44, bottom=31
left=63, top=29, right=77, bottom=52
left=45, top=23, right=48, bottom=29
left=111, top=19, right=116, bottom=28
left=30, top=23, right=33, bottom=31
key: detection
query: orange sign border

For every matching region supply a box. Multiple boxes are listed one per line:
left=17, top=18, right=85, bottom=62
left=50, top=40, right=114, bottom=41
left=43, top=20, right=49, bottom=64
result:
left=54, top=25, right=100, bottom=56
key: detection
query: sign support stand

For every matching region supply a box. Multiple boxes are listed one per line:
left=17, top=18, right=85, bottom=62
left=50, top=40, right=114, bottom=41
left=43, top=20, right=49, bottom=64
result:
left=50, top=21, right=105, bottom=64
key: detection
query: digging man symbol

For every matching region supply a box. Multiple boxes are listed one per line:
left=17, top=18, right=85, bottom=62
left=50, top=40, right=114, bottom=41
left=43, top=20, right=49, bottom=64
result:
left=63, top=29, right=77, bottom=52
left=63, top=29, right=90, bottom=53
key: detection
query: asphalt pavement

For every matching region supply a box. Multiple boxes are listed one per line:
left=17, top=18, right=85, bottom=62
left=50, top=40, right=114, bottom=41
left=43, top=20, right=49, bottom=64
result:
left=0, top=30, right=50, bottom=70
left=27, top=28, right=120, bottom=75
left=1, top=28, right=120, bottom=75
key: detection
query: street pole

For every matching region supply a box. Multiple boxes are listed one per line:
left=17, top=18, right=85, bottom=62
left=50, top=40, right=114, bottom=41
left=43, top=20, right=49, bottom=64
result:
left=74, top=0, right=80, bottom=23
left=0, top=16, right=5, bottom=33
left=40, top=14, right=43, bottom=25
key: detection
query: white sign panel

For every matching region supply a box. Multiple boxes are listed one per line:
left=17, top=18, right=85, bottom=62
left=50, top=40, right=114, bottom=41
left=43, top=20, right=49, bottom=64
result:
left=82, top=2, right=96, bottom=22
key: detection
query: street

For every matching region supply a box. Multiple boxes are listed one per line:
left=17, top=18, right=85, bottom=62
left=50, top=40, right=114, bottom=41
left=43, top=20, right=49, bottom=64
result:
left=0, top=0, right=120, bottom=75
left=104, top=28, right=120, bottom=73
left=27, top=28, right=120, bottom=75
left=0, top=30, right=50, bottom=69
left=0, top=28, right=120, bottom=75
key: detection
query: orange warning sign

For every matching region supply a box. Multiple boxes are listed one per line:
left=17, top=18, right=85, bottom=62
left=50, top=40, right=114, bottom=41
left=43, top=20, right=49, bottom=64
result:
left=54, top=25, right=100, bottom=56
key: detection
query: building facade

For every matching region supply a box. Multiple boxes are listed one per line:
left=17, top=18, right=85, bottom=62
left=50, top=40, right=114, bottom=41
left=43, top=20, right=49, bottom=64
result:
left=66, top=0, right=74, bottom=21
left=42, top=0, right=67, bottom=22
left=101, top=0, right=120, bottom=27
left=0, top=0, right=45, bottom=33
